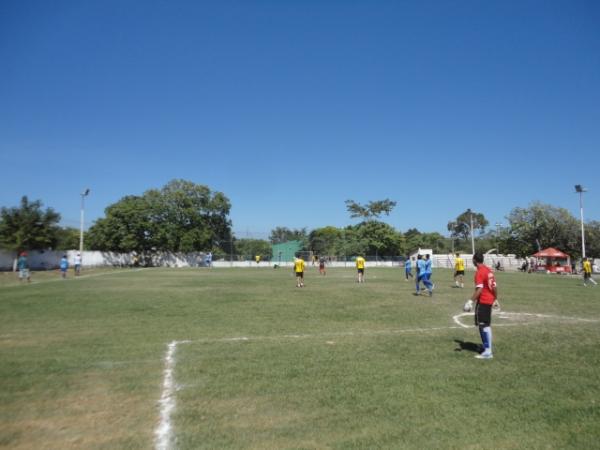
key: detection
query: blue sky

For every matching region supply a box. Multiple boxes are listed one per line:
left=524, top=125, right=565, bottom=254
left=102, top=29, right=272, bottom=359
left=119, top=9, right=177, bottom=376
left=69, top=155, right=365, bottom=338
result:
left=1, top=0, right=599, bottom=239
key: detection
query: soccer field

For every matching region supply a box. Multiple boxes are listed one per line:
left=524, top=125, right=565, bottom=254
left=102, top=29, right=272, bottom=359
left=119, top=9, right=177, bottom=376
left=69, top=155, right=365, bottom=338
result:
left=1, top=267, right=599, bottom=449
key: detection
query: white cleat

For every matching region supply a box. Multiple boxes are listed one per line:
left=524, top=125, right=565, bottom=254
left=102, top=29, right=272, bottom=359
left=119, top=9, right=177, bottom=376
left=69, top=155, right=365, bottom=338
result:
left=475, top=352, right=493, bottom=359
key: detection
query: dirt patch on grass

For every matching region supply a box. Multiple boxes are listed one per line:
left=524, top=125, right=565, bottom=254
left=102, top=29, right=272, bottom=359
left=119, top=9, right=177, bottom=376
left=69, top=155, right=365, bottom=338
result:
left=0, top=371, right=156, bottom=450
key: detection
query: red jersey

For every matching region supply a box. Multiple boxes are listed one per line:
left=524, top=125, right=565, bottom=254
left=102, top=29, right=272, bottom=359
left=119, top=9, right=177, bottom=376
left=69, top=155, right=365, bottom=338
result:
left=474, top=264, right=497, bottom=305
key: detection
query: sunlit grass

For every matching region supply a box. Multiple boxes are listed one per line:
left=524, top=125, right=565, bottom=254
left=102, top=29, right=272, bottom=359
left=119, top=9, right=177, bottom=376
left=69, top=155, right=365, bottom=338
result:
left=1, top=267, right=599, bottom=449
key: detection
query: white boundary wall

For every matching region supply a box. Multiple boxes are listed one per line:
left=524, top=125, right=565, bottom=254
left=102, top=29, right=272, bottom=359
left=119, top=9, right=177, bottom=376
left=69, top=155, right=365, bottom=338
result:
left=1, top=250, right=594, bottom=272
left=0, top=250, right=209, bottom=270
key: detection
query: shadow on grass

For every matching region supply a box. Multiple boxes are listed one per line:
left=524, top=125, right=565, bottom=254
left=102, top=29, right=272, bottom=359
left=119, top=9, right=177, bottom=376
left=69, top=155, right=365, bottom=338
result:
left=454, top=339, right=482, bottom=353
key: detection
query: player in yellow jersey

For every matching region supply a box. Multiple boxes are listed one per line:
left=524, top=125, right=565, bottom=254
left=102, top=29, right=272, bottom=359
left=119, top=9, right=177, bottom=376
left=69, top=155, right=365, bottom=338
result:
left=454, top=253, right=465, bottom=288
left=294, top=254, right=305, bottom=287
left=583, top=257, right=597, bottom=286
left=356, top=256, right=366, bottom=283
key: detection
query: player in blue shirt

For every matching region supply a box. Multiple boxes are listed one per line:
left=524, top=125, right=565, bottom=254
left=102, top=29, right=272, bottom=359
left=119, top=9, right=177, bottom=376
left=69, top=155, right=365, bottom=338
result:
left=404, top=257, right=413, bottom=281
left=423, top=254, right=434, bottom=295
left=60, top=255, right=69, bottom=278
left=416, top=254, right=434, bottom=296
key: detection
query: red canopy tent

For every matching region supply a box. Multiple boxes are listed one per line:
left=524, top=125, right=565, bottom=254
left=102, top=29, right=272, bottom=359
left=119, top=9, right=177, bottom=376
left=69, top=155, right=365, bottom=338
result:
left=532, top=247, right=571, bottom=273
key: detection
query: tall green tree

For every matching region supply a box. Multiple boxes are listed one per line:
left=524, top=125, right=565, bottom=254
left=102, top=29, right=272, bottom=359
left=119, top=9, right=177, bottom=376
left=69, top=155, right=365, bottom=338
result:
left=235, top=238, right=271, bottom=260
left=55, top=227, right=81, bottom=250
left=0, top=196, right=61, bottom=251
left=269, top=227, right=308, bottom=246
left=86, top=195, right=154, bottom=252
left=309, top=226, right=342, bottom=255
left=87, top=179, right=232, bottom=253
left=502, top=202, right=580, bottom=257
left=345, top=199, right=397, bottom=220
left=585, top=221, right=600, bottom=258
left=404, top=228, right=451, bottom=254
left=447, top=209, right=489, bottom=242
left=340, top=221, right=404, bottom=257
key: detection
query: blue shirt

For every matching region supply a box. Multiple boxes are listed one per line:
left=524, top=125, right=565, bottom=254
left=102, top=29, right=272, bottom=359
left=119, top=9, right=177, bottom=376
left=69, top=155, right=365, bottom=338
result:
left=417, top=259, right=427, bottom=274
left=423, top=259, right=432, bottom=274
left=405, top=259, right=412, bottom=270
left=60, top=258, right=69, bottom=270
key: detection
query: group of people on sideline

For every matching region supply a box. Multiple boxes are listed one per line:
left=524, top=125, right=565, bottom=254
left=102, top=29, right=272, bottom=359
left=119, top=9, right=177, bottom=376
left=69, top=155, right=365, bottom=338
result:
left=15, top=252, right=82, bottom=282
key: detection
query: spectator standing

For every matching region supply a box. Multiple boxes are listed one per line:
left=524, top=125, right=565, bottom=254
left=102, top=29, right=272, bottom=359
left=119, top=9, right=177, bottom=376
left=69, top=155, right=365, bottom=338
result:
left=74, top=252, right=82, bottom=276
left=17, top=252, right=31, bottom=283
left=60, top=255, right=69, bottom=278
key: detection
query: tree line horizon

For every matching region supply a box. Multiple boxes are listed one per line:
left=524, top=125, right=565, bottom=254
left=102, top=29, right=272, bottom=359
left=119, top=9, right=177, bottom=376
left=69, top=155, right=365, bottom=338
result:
left=1, top=179, right=598, bottom=260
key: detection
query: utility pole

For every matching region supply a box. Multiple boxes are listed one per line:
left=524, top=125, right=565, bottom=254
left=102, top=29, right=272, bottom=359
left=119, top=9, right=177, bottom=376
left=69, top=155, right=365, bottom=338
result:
left=575, top=185, right=587, bottom=258
left=468, top=209, right=475, bottom=255
left=79, top=188, right=90, bottom=254
left=495, top=222, right=502, bottom=255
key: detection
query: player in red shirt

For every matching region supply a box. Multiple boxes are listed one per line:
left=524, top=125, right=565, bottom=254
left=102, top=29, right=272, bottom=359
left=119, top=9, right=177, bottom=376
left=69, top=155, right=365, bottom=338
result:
left=470, top=252, right=497, bottom=359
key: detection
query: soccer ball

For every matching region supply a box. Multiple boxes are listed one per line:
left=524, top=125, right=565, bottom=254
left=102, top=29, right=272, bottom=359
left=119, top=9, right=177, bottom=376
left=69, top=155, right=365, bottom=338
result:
left=463, top=299, right=474, bottom=312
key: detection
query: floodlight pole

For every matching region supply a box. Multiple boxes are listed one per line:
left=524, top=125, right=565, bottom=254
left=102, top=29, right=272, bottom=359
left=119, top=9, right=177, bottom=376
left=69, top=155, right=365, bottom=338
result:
left=575, top=185, right=587, bottom=258
left=469, top=210, right=475, bottom=255
left=495, top=222, right=502, bottom=255
left=79, top=188, right=90, bottom=255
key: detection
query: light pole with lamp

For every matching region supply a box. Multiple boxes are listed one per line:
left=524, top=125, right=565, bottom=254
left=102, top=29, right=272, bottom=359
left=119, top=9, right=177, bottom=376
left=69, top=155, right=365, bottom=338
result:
left=466, top=209, right=475, bottom=255
left=495, top=222, right=503, bottom=255
left=575, top=185, right=587, bottom=259
left=79, top=188, right=90, bottom=255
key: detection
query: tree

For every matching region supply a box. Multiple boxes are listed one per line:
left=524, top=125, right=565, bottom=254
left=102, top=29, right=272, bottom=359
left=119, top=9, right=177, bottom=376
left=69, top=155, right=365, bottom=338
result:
left=419, top=232, right=451, bottom=254
left=585, top=221, right=600, bottom=257
left=269, top=227, right=308, bottom=246
left=403, top=228, right=451, bottom=254
left=309, top=226, right=342, bottom=256
left=447, top=209, right=489, bottom=242
left=0, top=196, right=61, bottom=251
left=55, top=227, right=81, bottom=250
left=86, top=195, right=154, bottom=252
left=341, top=221, right=404, bottom=258
left=235, top=238, right=271, bottom=260
left=86, top=179, right=232, bottom=253
left=345, top=199, right=397, bottom=221
left=502, top=202, right=579, bottom=258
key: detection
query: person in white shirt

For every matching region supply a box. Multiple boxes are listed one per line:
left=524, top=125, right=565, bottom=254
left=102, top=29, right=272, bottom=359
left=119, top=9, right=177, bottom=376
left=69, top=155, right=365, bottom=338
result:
left=74, top=253, right=82, bottom=276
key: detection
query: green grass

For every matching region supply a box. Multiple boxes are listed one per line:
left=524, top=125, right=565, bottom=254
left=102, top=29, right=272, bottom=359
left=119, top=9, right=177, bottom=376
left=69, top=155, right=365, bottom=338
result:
left=1, top=267, right=599, bottom=449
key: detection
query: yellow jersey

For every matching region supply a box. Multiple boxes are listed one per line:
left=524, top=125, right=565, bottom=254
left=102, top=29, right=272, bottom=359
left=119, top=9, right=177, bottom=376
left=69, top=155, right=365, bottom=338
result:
left=294, top=258, right=305, bottom=273
left=455, top=257, right=465, bottom=271
left=583, top=260, right=592, bottom=274
left=356, top=256, right=365, bottom=269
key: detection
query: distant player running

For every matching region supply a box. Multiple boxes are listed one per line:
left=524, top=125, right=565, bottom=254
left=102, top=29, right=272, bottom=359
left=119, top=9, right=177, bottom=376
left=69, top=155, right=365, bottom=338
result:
left=356, top=256, right=366, bottom=283
left=583, top=258, right=597, bottom=286
left=294, top=254, right=305, bottom=288
left=454, top=253, right=465, bottom=288
left=319, top=256, right=326, bottom=276
left=469, top=252, right=498, bottom=359
left=404, top=257, right=413, bottom=281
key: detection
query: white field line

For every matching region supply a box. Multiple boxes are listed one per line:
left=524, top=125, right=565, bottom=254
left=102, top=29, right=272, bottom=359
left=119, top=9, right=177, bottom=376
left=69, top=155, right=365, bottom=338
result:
left=155, top=340, right=190, bottom=450
left=179, top=311, right=599, bottom=345
left=154, top=311, right=599, bottom=447
left=195, top=326, right=465, bottom=344
left=452, top=311, right=600, bottom=329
